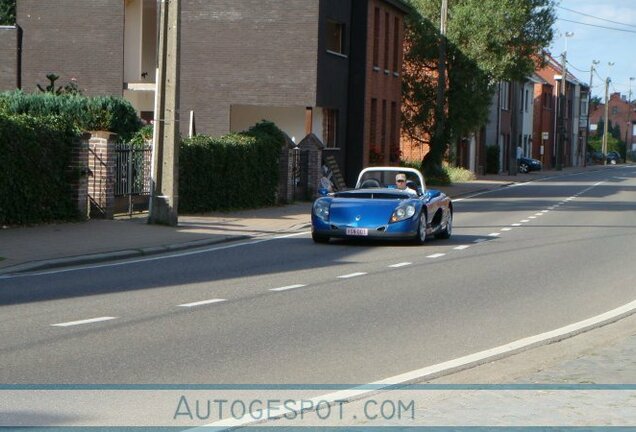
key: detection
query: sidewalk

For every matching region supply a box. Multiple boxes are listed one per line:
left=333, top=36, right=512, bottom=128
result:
left=0, top=164, right=607, bottom=275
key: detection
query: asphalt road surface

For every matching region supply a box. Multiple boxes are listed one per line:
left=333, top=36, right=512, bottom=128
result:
left=1, top=166, right=635, bottom=386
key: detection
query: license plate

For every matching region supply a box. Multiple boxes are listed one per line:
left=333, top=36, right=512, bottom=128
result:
left=346, top=227, right=368, bottom=236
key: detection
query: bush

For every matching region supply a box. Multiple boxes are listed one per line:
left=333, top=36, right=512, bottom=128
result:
left=0, top=90, right=142, bottom=140
left=400, top=159, right=475, bottom=185
left=0, top=112, right=82, bottom=225
left=179, top=121, right=284, bottom=212
left=485, top=145, right=500, bottom=174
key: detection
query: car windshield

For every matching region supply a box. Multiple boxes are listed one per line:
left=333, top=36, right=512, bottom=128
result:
left=334, top=190, right=410, bottom=199
left=357, top=170, right=422, bottom=189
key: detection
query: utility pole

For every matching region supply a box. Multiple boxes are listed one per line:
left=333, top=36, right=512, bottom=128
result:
left=602, top=76, right=611, bottom=165
left=556, top=52, right=567, bottom=170
left=149, top=0, right=181, bottom=226
left=584, top=60, right=599, bottom=167
left=430, top=0, right=448, bottom=171
left=625, top=77, right=634, bottom=162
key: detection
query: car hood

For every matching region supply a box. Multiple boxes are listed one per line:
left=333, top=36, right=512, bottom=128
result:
left=329, top=199, right=402, bottom=227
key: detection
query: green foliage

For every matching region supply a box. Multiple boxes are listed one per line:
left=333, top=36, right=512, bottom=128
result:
left=179, top=121, right=284, bottom=213
left=587, top=135, right=621, bottom=153
left=0, top=90, right=142, bottom=140
left=400, top=159, right=474, bottom=185
left=486, top=145, right=500, bottom=174
left=129, top=124, right=154, bottom=148
left=402, top=0, right=555, bottom=171
left=0, top=0, right=15, bottom=25
left=0, top=111, right=81, bottom=225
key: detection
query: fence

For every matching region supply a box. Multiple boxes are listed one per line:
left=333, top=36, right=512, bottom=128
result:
left=114, top=141, right=152, bottom=215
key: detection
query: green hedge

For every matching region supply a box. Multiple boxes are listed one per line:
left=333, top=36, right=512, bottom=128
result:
left=179, top=121, right=284, bottom=212
left=0, top=90, right=142, bottom=141
left=0, top=112, right=81, bottom=225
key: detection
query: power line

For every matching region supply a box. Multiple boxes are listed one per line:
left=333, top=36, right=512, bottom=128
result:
left=557, top=5, right=636, bottom=29
left=558, top=18, right=636, bottom=34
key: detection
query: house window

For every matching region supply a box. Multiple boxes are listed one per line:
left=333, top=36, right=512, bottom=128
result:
left=373, top=8, right=380, bottom=68
left=580, top=98, right=588, bottom=116
left=393, top=17, right=400, bottom=73
left=390, top=101, right=398, bottom=162
left=326, top=20, right=345, bottom=55
left=525, top=89, right=529, bottom=112
left=384, top=12, right=390, bottom=71
left=611, top=106, right=618, bottom=115
left=370, top=98, right=378, bottom=145
left=324, top=109, right=338, bottom=148
left=381, top=100, right=387, bottom=147
left=500, top=82, right=510, bottom=110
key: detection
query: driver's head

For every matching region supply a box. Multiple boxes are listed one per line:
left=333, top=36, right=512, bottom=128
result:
left=395, top=173, right=407, bottom=189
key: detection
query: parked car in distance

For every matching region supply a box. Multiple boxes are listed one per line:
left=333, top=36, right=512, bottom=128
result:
left=606, top=151, right=622, bottom=164
left=518, top=156, right=542, bottom=173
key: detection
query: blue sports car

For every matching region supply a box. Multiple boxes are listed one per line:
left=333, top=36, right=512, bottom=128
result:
left=311, top=167, right=453, bottom=244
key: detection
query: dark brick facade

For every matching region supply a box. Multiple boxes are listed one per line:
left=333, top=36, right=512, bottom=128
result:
left=0, top=26, right=19, bottom=90
left=180, top=0, right=321, bottom=138
left=17, top=0, right=125, bottom=96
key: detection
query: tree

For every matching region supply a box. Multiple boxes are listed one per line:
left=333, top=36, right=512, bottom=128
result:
left=403, top=0, right=556, bottom=176
left=0, top=0, right=16, bottom=25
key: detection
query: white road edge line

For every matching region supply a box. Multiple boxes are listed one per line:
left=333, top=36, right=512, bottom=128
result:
left=269, top=284, right=307, bottom=292
left=51, top=317, right=117, bottom=327
left=178, top=299, right=227, bottom=308
left=389, top=262, right=412, bottom=268
left=197, top=300, right=636, bottom=431
left=338, top=272, right=367, bottom=279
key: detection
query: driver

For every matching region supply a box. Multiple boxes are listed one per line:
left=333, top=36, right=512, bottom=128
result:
left=395, top=173, right=417, bottom=195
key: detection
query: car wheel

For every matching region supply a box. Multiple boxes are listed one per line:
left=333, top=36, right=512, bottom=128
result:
left=414, top=212, right=427, bottom=245
left=436, top=211, right=452, bottom=239
left=519, top=163, right=529, bottom=173
left=312, top=232, right=330, bottom=243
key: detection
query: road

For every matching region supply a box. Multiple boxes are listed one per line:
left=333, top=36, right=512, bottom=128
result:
left=1, top=166, right=635, bottom=386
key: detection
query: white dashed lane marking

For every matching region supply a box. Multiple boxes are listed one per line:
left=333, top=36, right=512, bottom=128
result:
left=178, top=299, right=226, bottom=308
left=269, top=284, right=307, bottom=292
left=389, top=262, right=412, bottom=268
left=454, top=245, right=470, bottom=250
left=51, top=317, right=117, bottom=327
left=338, top=272, right=367, bottom=279
left=426, top=253, right=446, bottom=259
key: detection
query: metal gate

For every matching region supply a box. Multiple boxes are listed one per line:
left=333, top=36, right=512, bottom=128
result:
left=115, top=142, right=152, bottom=215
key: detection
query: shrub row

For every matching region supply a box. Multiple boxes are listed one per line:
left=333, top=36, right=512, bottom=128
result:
left=0, top=112, right=81, bottom=225
left=0, top=90, right=142, bottom=141
left=179, top=121, right=284, bottom=212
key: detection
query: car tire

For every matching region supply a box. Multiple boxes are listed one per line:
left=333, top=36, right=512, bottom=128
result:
left=312, top=232, right=330, bottom=243
left=414, top=212, right=427, bottom=245
left=435, top=211, right=452, bottom=239
left=519, top=163, right=529, bottom=173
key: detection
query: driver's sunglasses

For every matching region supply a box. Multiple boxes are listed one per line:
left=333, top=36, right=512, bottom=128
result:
left=397, top=180, right=405, bottom=183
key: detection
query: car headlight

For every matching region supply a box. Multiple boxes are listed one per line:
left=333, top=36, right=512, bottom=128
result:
left=390, top=204, right=416, bottom=223
left=313, top=199, right=330, bottom=221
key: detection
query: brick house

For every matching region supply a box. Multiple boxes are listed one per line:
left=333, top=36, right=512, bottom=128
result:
left=0, top=0, right=408, bottom=187
left=589, top=92, right=636, bottom=155
left=534, top=53, right=588, bottom=169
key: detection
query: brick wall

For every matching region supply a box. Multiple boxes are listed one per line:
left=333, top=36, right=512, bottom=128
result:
left=0, top=26, right=18, bottom=91
left=69, top=133, right=90, bottom=220
left=88, top=132, right=117, bottom=219
left=179, top=0, right=320, bottom=137
left=17, top=0, right=125, bottom=96
left=365, top=0, right=404, bottom=167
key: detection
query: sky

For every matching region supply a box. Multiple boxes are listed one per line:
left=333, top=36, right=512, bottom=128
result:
left=551, top=0, right=636, bottom=99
